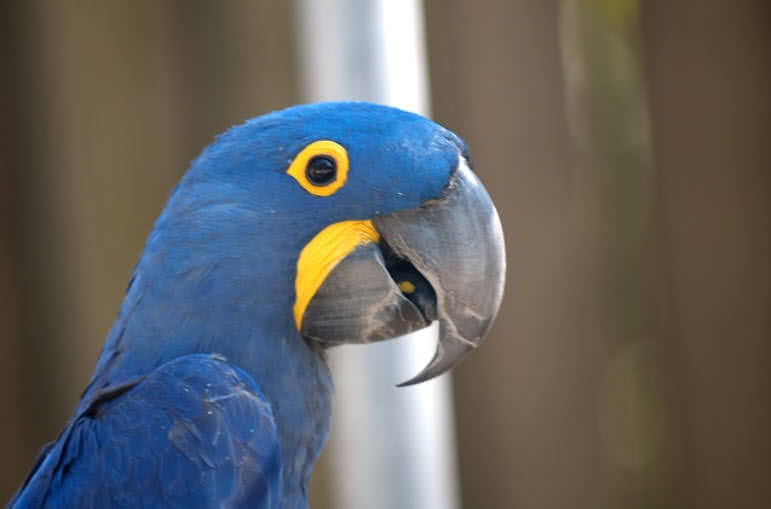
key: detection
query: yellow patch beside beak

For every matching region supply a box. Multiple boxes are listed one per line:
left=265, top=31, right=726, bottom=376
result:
left=293, top=219, right=380, bottom=329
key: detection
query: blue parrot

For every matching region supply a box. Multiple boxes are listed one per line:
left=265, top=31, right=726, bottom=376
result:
left=8, top=102, right=505, bottom=508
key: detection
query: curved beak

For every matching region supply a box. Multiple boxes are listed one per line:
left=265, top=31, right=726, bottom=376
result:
left=373, top=158, right=506, bottom=385
left=300, top=156, right=506, bottom=385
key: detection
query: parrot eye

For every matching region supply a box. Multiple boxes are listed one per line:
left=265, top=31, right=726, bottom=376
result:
left=306, top=156, right=337, bottom=186
left=286, top=140, right=349, bottom=197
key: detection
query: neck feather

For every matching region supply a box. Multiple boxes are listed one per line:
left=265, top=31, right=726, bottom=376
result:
left=83, top=194, right=333, bottom=506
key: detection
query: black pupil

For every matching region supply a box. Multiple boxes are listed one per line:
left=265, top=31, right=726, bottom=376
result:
left=306, top=156, right=337, bottom=185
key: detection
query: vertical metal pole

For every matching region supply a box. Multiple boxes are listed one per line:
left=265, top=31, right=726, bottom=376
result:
left=295, top=1, right=461, bottom=508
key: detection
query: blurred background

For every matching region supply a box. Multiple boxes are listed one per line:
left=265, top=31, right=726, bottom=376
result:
left=1, top=1, right=769, bottom=508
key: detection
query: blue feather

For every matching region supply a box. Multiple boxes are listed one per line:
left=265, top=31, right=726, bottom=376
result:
left=13, top=355, right=281, bottom=508
left=9, top=102, right=467, bottom=508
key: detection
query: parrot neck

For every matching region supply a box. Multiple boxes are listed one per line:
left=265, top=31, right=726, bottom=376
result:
left=82, top=199, right=333, bottom=508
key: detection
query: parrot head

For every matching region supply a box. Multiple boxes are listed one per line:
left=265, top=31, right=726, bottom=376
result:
left=144, top=102, right=505, bottom=385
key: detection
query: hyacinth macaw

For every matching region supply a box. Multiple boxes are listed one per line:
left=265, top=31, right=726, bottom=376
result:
left=9, top=102, right=505, bottom=508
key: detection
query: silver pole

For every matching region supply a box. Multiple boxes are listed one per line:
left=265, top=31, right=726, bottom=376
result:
left=294, top=1, right=461, bottom=508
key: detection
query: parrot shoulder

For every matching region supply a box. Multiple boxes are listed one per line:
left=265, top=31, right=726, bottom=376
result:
left=10, top=354, right=282, bottom=509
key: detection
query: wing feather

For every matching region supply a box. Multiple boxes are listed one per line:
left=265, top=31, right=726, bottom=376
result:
left=10, top=354, right=281, bottom=509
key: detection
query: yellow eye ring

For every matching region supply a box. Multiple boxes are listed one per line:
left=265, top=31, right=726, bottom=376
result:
left=287, top=140, right=349, bottom=197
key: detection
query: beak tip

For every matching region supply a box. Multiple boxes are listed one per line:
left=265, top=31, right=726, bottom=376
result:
left=395, top=370, right=439, bottom=388
left=396, top=330, right=478, bottom=387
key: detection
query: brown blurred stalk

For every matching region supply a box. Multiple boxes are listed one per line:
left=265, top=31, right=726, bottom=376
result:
left=643, top=2, right=771, bottom=508
left=559, top=1, right=680, bottom=507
